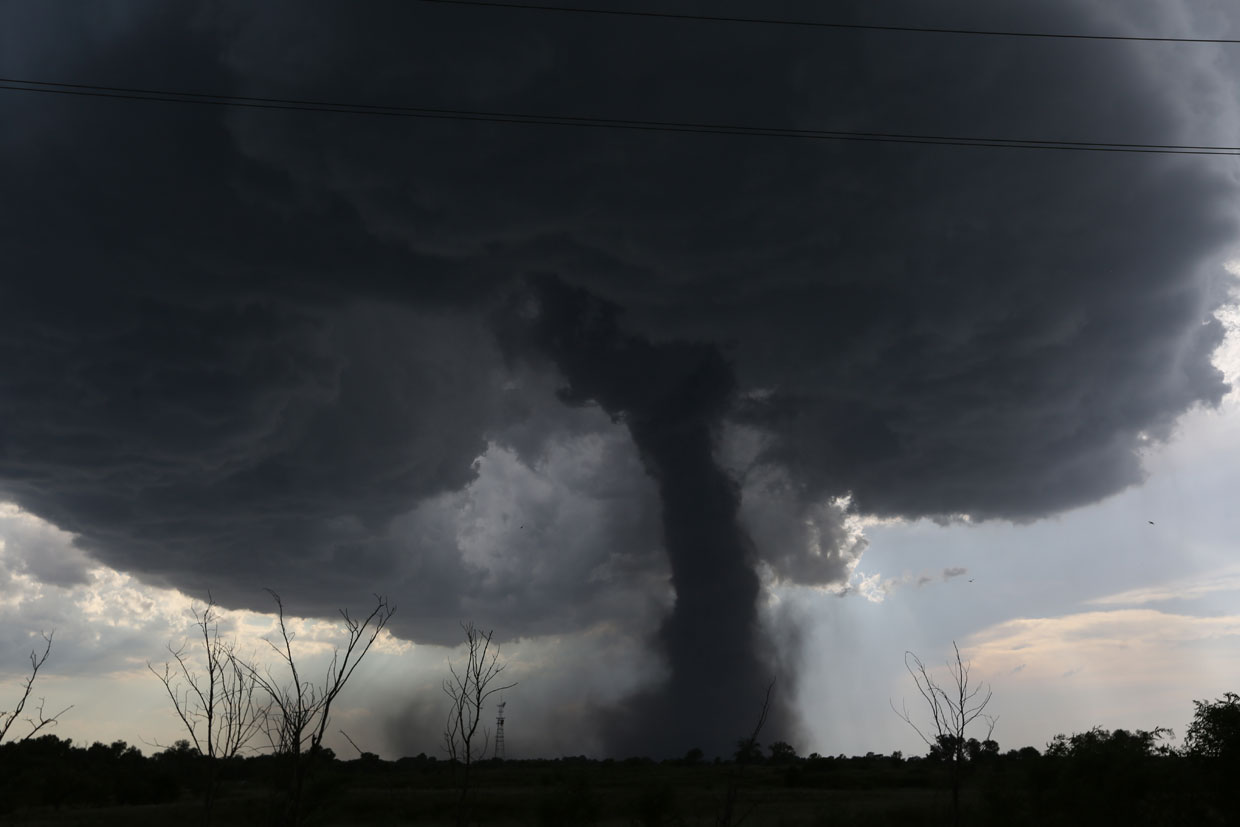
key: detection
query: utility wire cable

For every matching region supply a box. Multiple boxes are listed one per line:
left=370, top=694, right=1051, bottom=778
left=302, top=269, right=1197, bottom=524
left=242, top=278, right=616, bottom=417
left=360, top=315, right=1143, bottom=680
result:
left=416, top=0, right=1240, bottom=45
left=2, top=76, right=1238, bottom=156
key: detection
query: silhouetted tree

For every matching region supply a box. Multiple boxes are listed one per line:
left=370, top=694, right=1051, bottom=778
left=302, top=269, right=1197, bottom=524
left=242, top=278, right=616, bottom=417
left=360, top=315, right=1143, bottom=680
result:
left=1, top=631, right=71, bottom=744
left=1184, top=691, right=1240, bottom=761
left=1039, top=725, right=1176, bottom=822
left=892, top=642, right=996, bottom=827
left=442, top=622, right=516, bottom=827
left=732, top=738, right=764, bottom=764
left=1181, top=692, right=1240, bottom=821
left=767, top=740, right=797, bottom=764
left=1044, top=726, right=1172, bottom=760
left=150, top=595, right=269, bottom=824
left=248, top=590, right=395, bottom=827
left=965, top=736, right=999, bottom=763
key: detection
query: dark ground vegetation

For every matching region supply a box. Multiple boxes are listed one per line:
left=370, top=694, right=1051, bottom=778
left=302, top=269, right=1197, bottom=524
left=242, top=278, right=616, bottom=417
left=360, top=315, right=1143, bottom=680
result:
left=0, top=715, right=1236, bottom=827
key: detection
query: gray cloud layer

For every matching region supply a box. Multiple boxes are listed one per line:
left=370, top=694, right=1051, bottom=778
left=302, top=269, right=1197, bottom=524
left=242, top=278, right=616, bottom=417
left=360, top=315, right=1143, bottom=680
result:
left=2, top=0, right=1238, bottom=755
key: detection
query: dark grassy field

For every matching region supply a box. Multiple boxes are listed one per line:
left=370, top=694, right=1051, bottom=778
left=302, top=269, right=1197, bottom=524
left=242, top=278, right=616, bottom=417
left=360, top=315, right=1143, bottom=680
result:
left=0, top=759, right=971, bottom=826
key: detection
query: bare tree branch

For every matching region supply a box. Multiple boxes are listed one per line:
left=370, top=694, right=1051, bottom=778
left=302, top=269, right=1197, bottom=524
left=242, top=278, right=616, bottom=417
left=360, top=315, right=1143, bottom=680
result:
left=149, top=595, right=272, bottom=825
left=442, top=622, right=517, bottom=827
left=1, top=631, right=71, bottom=743
left=21, top=696, right=73, bottom=742
left=339, top=729, right=365, bottom=759
left=149, top=596, right=270, bottom=761
left=244, top=590, right=395, bottom=827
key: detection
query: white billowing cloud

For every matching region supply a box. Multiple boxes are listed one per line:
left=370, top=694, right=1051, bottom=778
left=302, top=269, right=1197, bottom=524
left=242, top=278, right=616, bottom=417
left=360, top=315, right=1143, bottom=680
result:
left=1087, top=568, right=1240, bottom=606
left=967, top=609, right=1240, bottom=679
left=832, top=565, right=970, bottom=604
left=0, top=502, right=93, bottom=590
left=1212, top=284, right=1240, bottom=395
left=961, top=607, right=1240, bottom=747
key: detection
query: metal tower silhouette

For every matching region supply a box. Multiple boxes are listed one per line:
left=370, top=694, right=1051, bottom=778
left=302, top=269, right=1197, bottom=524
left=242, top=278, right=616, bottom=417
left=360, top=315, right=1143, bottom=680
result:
left=494, top=701, right=506, bottom=760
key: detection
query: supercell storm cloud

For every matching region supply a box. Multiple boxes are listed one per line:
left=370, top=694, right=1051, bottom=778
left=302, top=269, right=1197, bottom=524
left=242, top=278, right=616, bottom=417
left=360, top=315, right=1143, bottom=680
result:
left=1, top=0, right=1238, bottom=755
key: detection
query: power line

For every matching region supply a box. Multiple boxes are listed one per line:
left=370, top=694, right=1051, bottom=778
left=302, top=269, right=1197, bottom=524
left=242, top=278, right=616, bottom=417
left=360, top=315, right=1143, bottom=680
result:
left=2, top=76, right=1238, bottom=157
left=416, top=0, right=1240, bottom=45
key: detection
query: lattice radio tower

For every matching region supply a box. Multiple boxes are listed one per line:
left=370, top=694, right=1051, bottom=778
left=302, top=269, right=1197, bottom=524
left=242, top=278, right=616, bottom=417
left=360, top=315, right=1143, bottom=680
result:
left=493, top=700, right=507, bottom=760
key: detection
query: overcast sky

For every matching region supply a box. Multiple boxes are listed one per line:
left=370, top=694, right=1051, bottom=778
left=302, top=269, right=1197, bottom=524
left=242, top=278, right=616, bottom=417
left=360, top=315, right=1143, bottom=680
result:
left=2, top=0, right=1240, bottom=760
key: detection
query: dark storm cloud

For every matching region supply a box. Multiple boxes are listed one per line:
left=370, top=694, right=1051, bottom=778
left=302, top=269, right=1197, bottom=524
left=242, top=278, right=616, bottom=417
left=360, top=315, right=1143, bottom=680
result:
left=214, top=0, right=1238, bottom=524
left=2, top=0, right=1238, bottom=754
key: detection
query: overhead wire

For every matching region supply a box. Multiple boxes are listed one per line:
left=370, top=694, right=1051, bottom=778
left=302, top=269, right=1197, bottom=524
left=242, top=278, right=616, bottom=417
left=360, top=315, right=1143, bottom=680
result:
left=416, top=0, right=1240, bottom=45
left=2, top=77, right=1239, bottom=157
